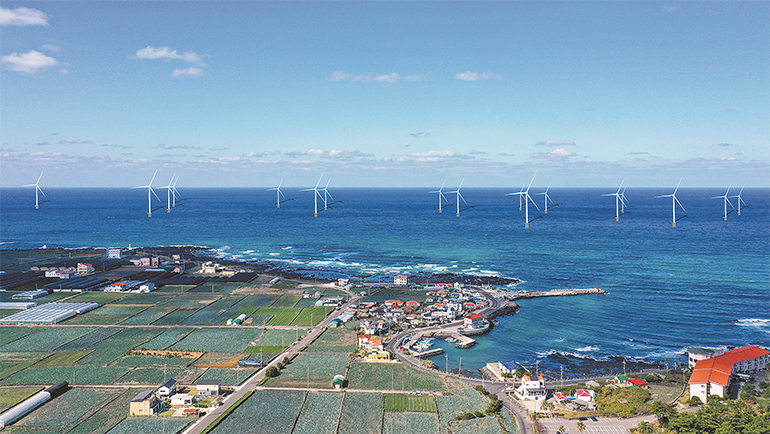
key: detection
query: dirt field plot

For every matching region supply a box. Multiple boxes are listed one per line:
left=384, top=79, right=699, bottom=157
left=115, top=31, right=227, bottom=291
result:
left=208, top=389, right=306, bottom=434
left=194, top=352, right=242, bottom=368
left=347, top=362, right=448, bottom=392
left=113, top=354, right=197, bottom=367
left=292, top=391, right=344, bottom=434
left=265, top=351, right=350, bottom=389
left=337, top=392, right=383, bottom=434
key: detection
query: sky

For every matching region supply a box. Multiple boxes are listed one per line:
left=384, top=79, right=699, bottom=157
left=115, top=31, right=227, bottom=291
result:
left=1, top=1, right=768, bottom=188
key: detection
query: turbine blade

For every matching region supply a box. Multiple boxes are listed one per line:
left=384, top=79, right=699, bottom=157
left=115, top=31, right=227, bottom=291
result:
left=528, top=194, right=540, bottom=210
left=526, top=173, right=536, bottom=192
left=36, top=172, right=43, bottom=184
left=149, top=169, right=158, bottom=186
left=150, top=187, right=161, bottom=202
left=673, top=178, right=682, bottom=194
left=315, top=175, right=323, bottom=189
left=674, top=196, right=685, bottom=212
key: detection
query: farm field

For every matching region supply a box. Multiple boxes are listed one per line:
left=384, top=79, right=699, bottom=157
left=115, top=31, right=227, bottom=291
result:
left=105, top=416, right=194, bottom=434
left=291, top=392, right=344, bottom=434
left=347, top=362, right=448, bottom=392
left=271, top=294, right=301, bottom=307
left=208, top=389, right=306, bottom=434
left=0, top=327, right=96, bottom=352
left=448, top=415, right=505, bottom=434
left=264, top=351, right=350, bottom=389
left=64, top=305, right=150, bottom=325
left=32, top=349, right=92, bottom=368
left=151, top=308, right=198, bottom=325
left=10, top=387, right=119, bottom=432
left=139, top=328, right=193, bottom=350
left=382, top=411, right=441, bottom=434
left=337, top=392, right=383, bottom=434
left=254, top=307, right=301, bottom=326
left=290, top=306, right=327, bottom=326
left=56, top=327, right=121, bottom=351
left=68, top=388, right=143, bottom=434
left=169, top=328, right=261, bottom=353
left=1, top=365, right=131, bottom=386
left=0, top=327, right=38, bottom=347
left=252, top=328, right=305, bottom=348
left=436, top=378, right=488, bottom=426
left=0, top=386, right=41, bottom=412
left=383, top=393, right=437, bottom=412
left=196, top=367, right=257, bottom=386
left=305, top=327, right=357, bottom=352
left=119, top=307, right=173, bottom=325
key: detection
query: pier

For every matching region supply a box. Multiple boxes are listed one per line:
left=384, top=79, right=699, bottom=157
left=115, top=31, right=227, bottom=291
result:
left=513, top=287, right=607, bottom=299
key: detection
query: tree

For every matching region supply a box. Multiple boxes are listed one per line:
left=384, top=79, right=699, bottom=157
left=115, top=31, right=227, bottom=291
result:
left=265, top=366, right=279, bottom=377
left=558, top=425, right=565, bottom=433
left=576, top=421, right=586, bottom=433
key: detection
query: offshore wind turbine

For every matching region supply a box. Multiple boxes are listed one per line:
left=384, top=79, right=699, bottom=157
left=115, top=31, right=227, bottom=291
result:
left=321, top=179, right=332, bottom=210
left=428, top=181, right=449, bottom=213
left=162, top=174, right=176, bottom=212
left=729, top=186, right=747, bottom=216
left=171, top=176, right=180, bottom=207
left=23, top=172, right=47, bottom=209
left=507, top=174, right=540, bottom=228
left=535, top=183, right=556, bottom=214
left=602, top=180, right=624, bottom=221
left=619, top=184, right=630, bottom=215
left=133, top=170, right=162, bottom=217
left=655, top=179, right=687, bottom=227
left=447, top=179, right=467, bottom=217
left=269, top=179, right=294, bottom=208
left=711, top=185, right=734, bottom=221
left=300, top=175, right=324, bottom=217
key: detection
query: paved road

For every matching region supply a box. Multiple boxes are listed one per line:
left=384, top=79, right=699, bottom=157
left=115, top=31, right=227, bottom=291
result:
left=182, top=293, right=361, bottom=434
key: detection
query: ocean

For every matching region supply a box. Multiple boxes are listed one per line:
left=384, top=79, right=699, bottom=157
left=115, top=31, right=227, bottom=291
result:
left=1, top=187, right=768, bottom=376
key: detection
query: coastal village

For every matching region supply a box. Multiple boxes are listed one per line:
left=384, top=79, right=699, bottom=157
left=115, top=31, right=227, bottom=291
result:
left=0, top=246, right=768, bottom=434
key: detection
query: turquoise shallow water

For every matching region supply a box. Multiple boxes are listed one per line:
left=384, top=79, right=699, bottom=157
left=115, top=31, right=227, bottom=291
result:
left=1, top=187, right=768, bottom=374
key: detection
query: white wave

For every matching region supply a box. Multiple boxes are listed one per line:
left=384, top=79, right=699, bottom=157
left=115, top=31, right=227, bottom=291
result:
left=282, top=246, right=293, bottom=250
left=575, top=345, right=599, bottom=352
left=269, top=253, right=280, bottom=256
left=243, top=250, right=255, bottom=254
left=736, top=318, right=770, bottom=327
left=638, top=347, right=688, bottom=360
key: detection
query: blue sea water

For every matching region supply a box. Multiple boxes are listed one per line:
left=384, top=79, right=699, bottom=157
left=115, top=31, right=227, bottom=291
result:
left=1, top=187, right=768, bottom=375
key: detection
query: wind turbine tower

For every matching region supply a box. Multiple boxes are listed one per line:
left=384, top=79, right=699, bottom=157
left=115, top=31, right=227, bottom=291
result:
left=711, top=185, right=734, bottom=221
left=535, top=183, right=554, bottom=214
left=322, top=179, right=333, bottom=210
left=301, top=175, right=324, bottom=217
left=730, top=186, right=747, bottom=216
left=163, top=174, right=176, bottom=212
left=655, top=179, right=686, bottom=227
left=23, top=172, right=46, bottom=209
left=133, top=170, right=161, bottom=217
left=448, top=179, right=467, bottom=217
left=602, top=180, right=624, bottom=221
left=507, top=174, right=539, bottom=228
left=428, top=181, right=448, bottom=213
left=270, top=180, right=285, bottom=208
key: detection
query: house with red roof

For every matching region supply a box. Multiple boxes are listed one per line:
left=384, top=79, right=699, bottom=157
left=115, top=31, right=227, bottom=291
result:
left=575, top=389, right=595, bottom=402
left=627, top=378, right=648, bottom=388
left=688, top=345, right=769, bottom=403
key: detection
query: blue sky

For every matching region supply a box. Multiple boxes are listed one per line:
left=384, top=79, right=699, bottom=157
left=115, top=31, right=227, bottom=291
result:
left=1, top=1, right=768, bottom=188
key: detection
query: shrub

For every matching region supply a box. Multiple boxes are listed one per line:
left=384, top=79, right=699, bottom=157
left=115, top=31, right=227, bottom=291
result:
left=265, top=366, right=279, bottom=377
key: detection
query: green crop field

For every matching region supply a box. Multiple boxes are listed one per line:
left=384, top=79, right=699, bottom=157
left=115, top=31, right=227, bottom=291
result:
left=196, top=367, right=257, bottom=386
left=499, top=409, right=517, bottom=434
left=139, top=328, right=193, bottom=350
left=64, top=305, right=150, bottom=325
left=107, top=327, right=163, bottom=342
left=116, top=366, right=185, bottom=385
left=70, top=292, right=128, bottom=304
left=182, top=306, right=229, bottom=325
left=169, top=328, right=261, bottom=353
left=68, top=388, right=143, bottom=434
left=294, top=297, right=320, bottom=308
left=254, top=329, right=306, bottom=348
left=292, top=392, right=344, bottom=434
left=0, top=327, right=38, bottom=347
left=13, top=387, right=119, bottom=429
left=1, top=365, right=131, bottom=386
left=448, top=416, right=504, bottom=434
left=0, top=360, right=35, bottom=380
left=436, top=378, right=488, bottom=426
left=120, top=307, right=174, bottom=325
left=208, top=389, right=306, bottom=434
left=0, top=386, right=41, bottom=413
left=271, top=295, right=301, bottom=308
left=382, top=411, right=440, bottom=434
left=337, top=392, right=383, bottom=434
left=254, top=307, right=301, bottom=326
left=76, top=340, right=140, bottom=366
left=305, top=327, right=357, bottom=352
left=154, top=284, right=194, bottom=293
left=105, top=416, right=194, bottom=434
left=0, top=327, right=96, bottom=352
left=291, top=307, right=327, bottom=327
left=264, top=351, right=350, bottom=389
left=383, top=394, right=437, bottom=412
left=157, top=294, right=219, bottom=308
left=347, top=362, right=448, bottom=392
left=57, top=327, right=122, bottom=351
left=32, top=349, right=93, bottom=368
left=151, top=308, right=198, bottom=325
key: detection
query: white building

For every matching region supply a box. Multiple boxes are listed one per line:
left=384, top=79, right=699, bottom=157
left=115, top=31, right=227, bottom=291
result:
left=158, top=378, right=177, bottom=397
left=687, top=347, right=724, bottom=369
left=171, top=393, right=196, bottom=406
left=689, top=346, right=770, bottom=402
left=107, top=248, right=122, bottom=259
left=77, top=263, right=94, bottom=275
left=514, top=375, right=547, bottom=401
left=394, top=275, right=408, bottom=286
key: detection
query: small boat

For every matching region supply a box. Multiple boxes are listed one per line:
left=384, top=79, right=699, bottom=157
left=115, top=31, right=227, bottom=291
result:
left=445, top=337, right=458, bottom=343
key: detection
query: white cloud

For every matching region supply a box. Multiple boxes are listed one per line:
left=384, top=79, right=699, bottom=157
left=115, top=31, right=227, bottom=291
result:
left=455, top=71, right=504, bottom=81
left=331, top=71, right=424, bottom=84
left=306, top=149, right=326, bottom=156
left=2, top=50, right=57, bottom=73
left=171, top=67, right=205, bottom=77
left=0, top=7, right=48, bottom=26
left=410, top=150, right=457, bottom=158
left=533, top=148, right=577, bottom=160
left=41, top=44, right=60, bottom=53
left=535, top=140, right=577, bottom=147
left=135, top=46, right=207, bottom=65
